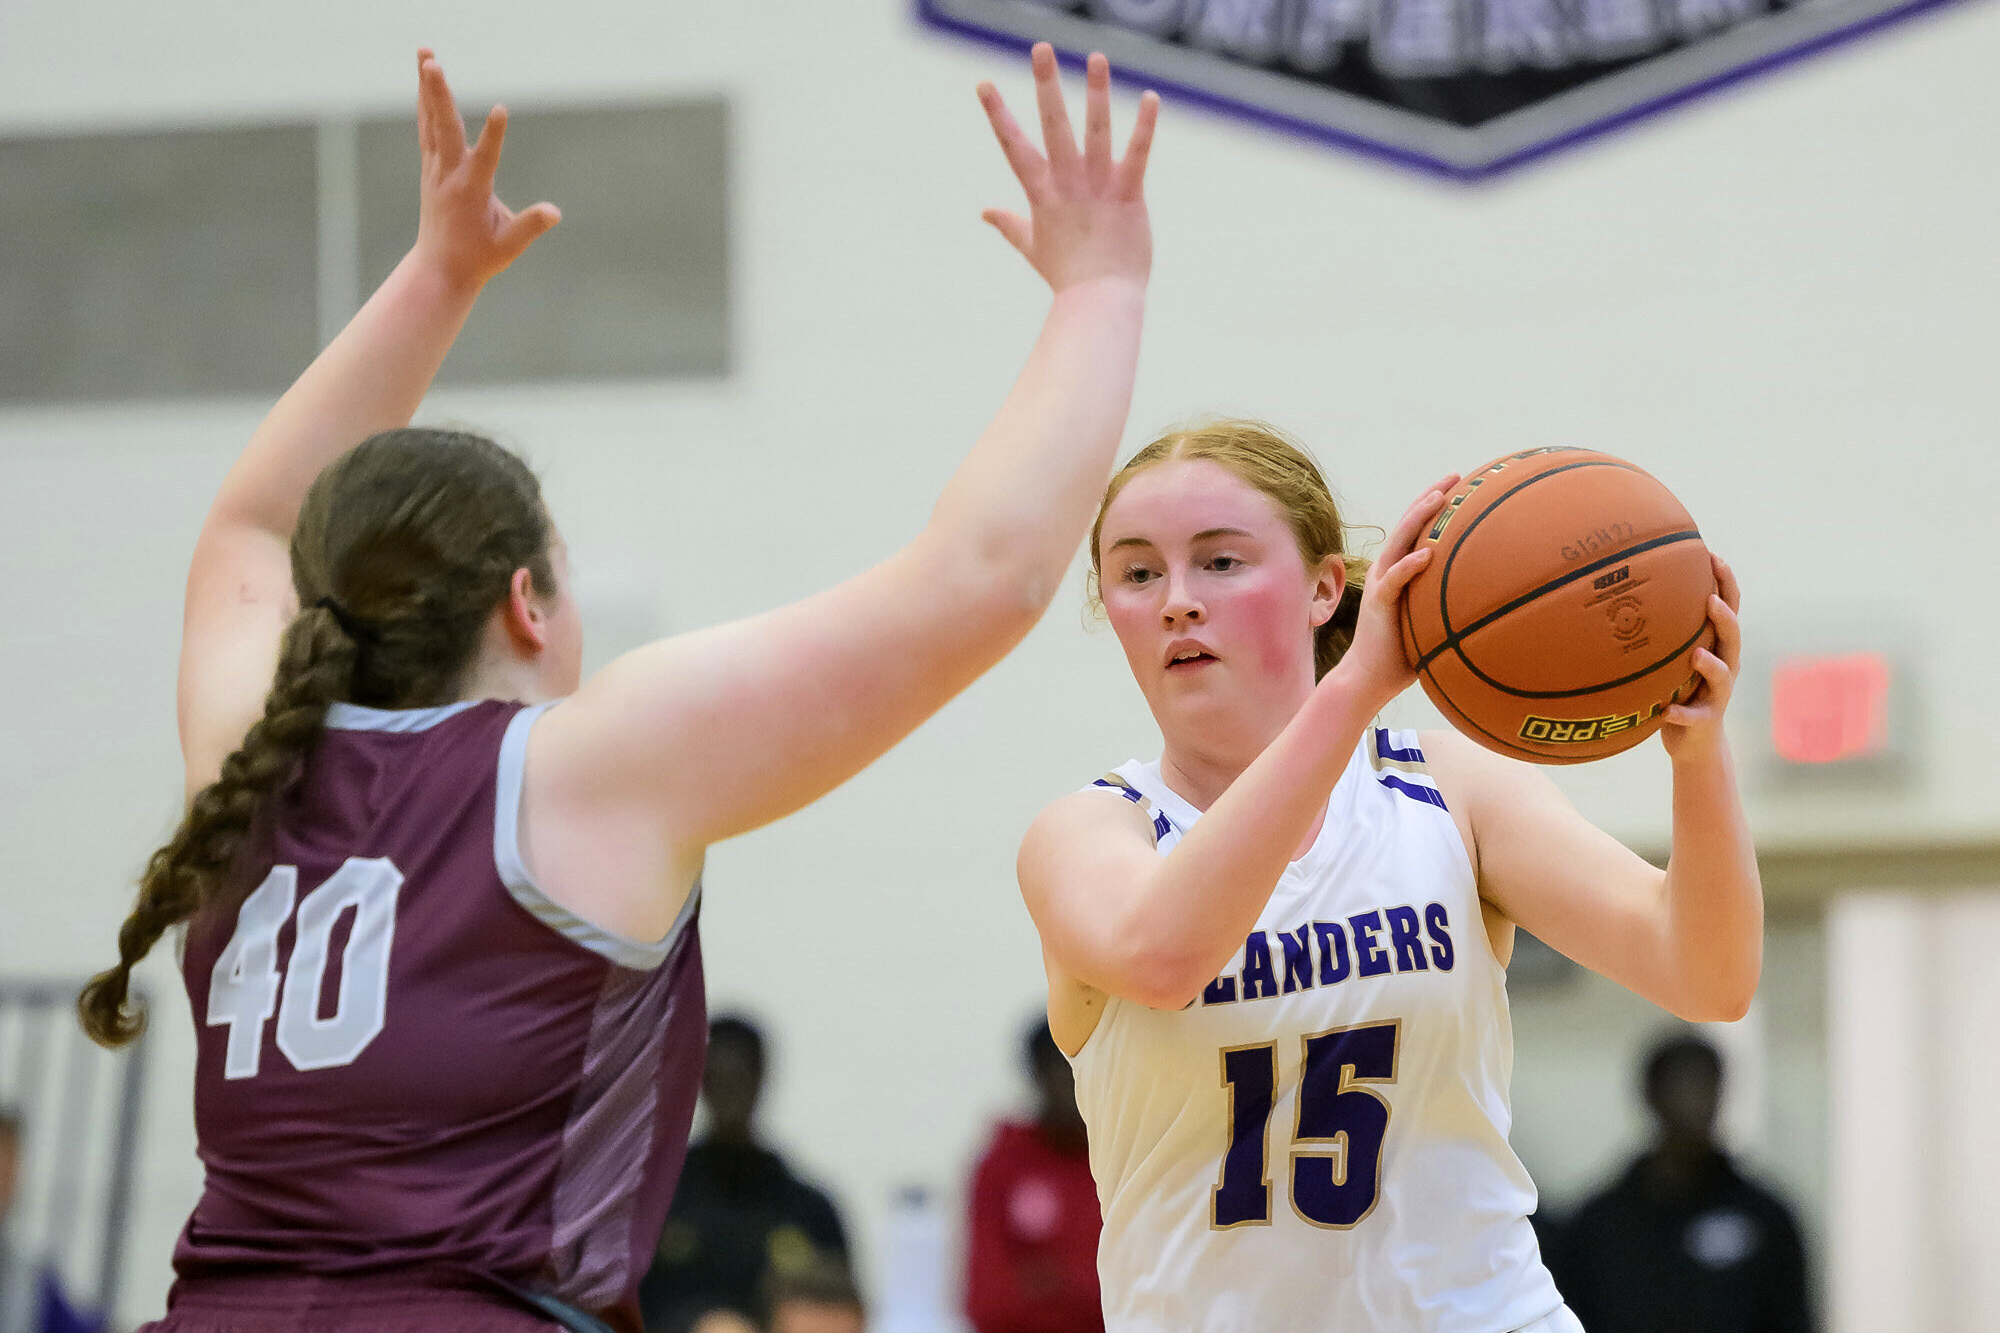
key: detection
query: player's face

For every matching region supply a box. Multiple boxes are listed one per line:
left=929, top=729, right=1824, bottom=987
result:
left=1097, top=459, right=1328, bottom=730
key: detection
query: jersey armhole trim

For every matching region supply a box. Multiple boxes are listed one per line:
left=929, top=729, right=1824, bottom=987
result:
left=1087, top=773, right=1172, bottom=846
left=494, top=702, right=688, bottom=972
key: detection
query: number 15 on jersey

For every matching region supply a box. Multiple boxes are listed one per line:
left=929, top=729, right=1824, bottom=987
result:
left=1215, top=1019, right=1402, bottom=1230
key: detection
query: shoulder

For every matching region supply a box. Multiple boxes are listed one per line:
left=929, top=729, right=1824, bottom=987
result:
left=1419, top=727, right=1572, bottom=826
left=1017, top=784, right=1164, bottom=914
left=1019, top=782, right=1160, bottom=858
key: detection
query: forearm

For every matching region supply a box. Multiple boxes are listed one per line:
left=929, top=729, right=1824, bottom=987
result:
left=923, top=278, right=1145, bottom=613
left=1660, top=740, right=1762, bottom=1019
left=1124, top=666, right=1389, bottom=1001
left=210, top=252, right=480, bottom=537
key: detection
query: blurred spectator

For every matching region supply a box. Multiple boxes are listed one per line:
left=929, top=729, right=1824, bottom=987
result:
left=688, top=1315, right=757, bottom=1333
left=1546, top=1031, right=1814, bottom=1333
left=639, top=1016, right=849, bottom=1333
left=680, top=1260, right=863, bottom=1333
left=964, top=1020, right=1102, bottom=1333
left=766, top=1259, right=864, bottom=1333
left=1, top=1109, right=23, bottom=1333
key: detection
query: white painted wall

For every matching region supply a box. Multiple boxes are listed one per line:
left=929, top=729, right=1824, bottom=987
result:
left=1828, top=891, right=2000, bottom=1333
left=3, top=0, right=1996, bottom=1323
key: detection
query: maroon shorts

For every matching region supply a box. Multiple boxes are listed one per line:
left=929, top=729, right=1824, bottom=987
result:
left=141, top=1274, right=563, bottom=1333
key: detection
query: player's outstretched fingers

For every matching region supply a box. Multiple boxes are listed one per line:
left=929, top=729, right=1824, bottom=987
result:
left=982, top=208, right=1033, bottom=259
left=420, top=54, right=467, bottom=169
left=1115, top=91, right=1160, bottom=199
left=416, top=49, right=437, bottom=157
left=1030, top=43, right=1080, bottom=174
left=1083, top=53, right=1113, bottom=179
left=978, top=83, right=1050, bottom=200
left=498, top=201, right=562, bottom=261
left=469, top=105, right=510, bottom=184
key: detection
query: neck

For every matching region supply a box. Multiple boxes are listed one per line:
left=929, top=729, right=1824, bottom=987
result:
left=453, top=607, right=560, bottom=706
left=1154, top=678, right=1316, bottom=812
left=454, top=653, right=550, bottom=706
left=1157, top=744, right=1251, bottom=813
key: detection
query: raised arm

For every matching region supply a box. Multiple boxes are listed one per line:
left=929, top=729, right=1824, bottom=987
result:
left=177, top=50, right=557, bottom=792
left=1422, top=554, right=1762, bottom=1022
left=523, top=48, right=1159, bottom=933
left=1018, top=480, right=1455, bottom=1014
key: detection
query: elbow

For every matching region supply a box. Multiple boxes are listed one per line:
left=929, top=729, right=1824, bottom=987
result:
left=1713, top=977, right=1759, bottom=1024
left=1111, top=937, right=1219, bottom=1012
left=1672, top=993, right=1754, bottom=1025
left=1668, top=968, right=1761, bottom=1024
left=923, top=541, right=1052, bottom=648
left=1125, top=975, right=1205, bottom=1012
left=943, top=522, right=1070, bottom=623
left=980, top=553, right=1066, bottom=628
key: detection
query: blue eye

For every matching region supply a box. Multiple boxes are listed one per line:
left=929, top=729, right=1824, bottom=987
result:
left=1210, top=556, right=1240, bottom=572
left=1123, top=567, right=1158, bottom=585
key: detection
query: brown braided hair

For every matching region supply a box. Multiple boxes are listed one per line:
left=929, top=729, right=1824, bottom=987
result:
left=1086, top=419, right=1373, bottom=681
left=78, top=428, right=555, bottom=1047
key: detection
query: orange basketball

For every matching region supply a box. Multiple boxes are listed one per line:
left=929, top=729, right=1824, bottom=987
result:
left=1399, top=447, right=1716, bottom=765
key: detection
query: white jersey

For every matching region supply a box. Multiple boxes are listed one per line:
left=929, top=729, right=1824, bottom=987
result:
left=1071, top=727, right=1565, bottom=1333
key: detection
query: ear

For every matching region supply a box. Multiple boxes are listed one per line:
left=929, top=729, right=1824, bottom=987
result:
left=501, top=566, right=549, bottom=655
left=1307, top=553, right=1348, bottom=629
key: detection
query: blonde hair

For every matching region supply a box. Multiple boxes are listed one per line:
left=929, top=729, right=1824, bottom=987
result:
left=1087, top=419, right=1371, bottom=680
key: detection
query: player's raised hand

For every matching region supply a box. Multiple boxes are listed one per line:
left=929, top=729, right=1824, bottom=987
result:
left=1660, top=552, right=1742, bottom=763
left=1333, top=475, right=1462, bottom=708
left=412, top=48, right=561, bottom=291
left=977, top=44, right=1158, bottom=293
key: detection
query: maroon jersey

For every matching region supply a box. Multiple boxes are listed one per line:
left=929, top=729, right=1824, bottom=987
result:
left=174, top=700, right=704, bottom=1329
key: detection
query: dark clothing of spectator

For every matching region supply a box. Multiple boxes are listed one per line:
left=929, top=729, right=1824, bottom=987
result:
left=965, top=1120, right=1103, bottom=1333
left=1549, top=1148, right=1812, bottom=1333
left=638, top=1140, right=847, bottom=1333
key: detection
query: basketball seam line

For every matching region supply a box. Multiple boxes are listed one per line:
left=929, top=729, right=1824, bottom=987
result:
left=1422, top=661, right=1552, bottom=761
left=1431, top=459, right=1636, bottom=657
left=1414, top=528, right=1703, bottom=675
left=1445, top=617, right=1711, bottom=701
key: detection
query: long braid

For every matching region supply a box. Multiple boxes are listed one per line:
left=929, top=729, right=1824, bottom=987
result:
left=78, top=606, right=357, bottom=1046
left=80, top=427, right=553, bottom=1049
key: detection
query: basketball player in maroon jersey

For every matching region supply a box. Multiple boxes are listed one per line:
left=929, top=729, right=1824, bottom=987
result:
left=76, top=46, right=1159, bottom=1333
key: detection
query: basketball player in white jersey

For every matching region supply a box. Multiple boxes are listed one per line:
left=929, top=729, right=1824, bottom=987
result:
left=1017, top=421, right=1759, bottom=1332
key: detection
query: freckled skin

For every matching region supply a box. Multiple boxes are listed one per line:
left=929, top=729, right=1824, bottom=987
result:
left=1096, top=459, right=1341, bottom=784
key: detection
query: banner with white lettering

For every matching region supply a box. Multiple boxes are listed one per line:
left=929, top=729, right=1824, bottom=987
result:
left=917, top=0, right=1968, bottom=178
